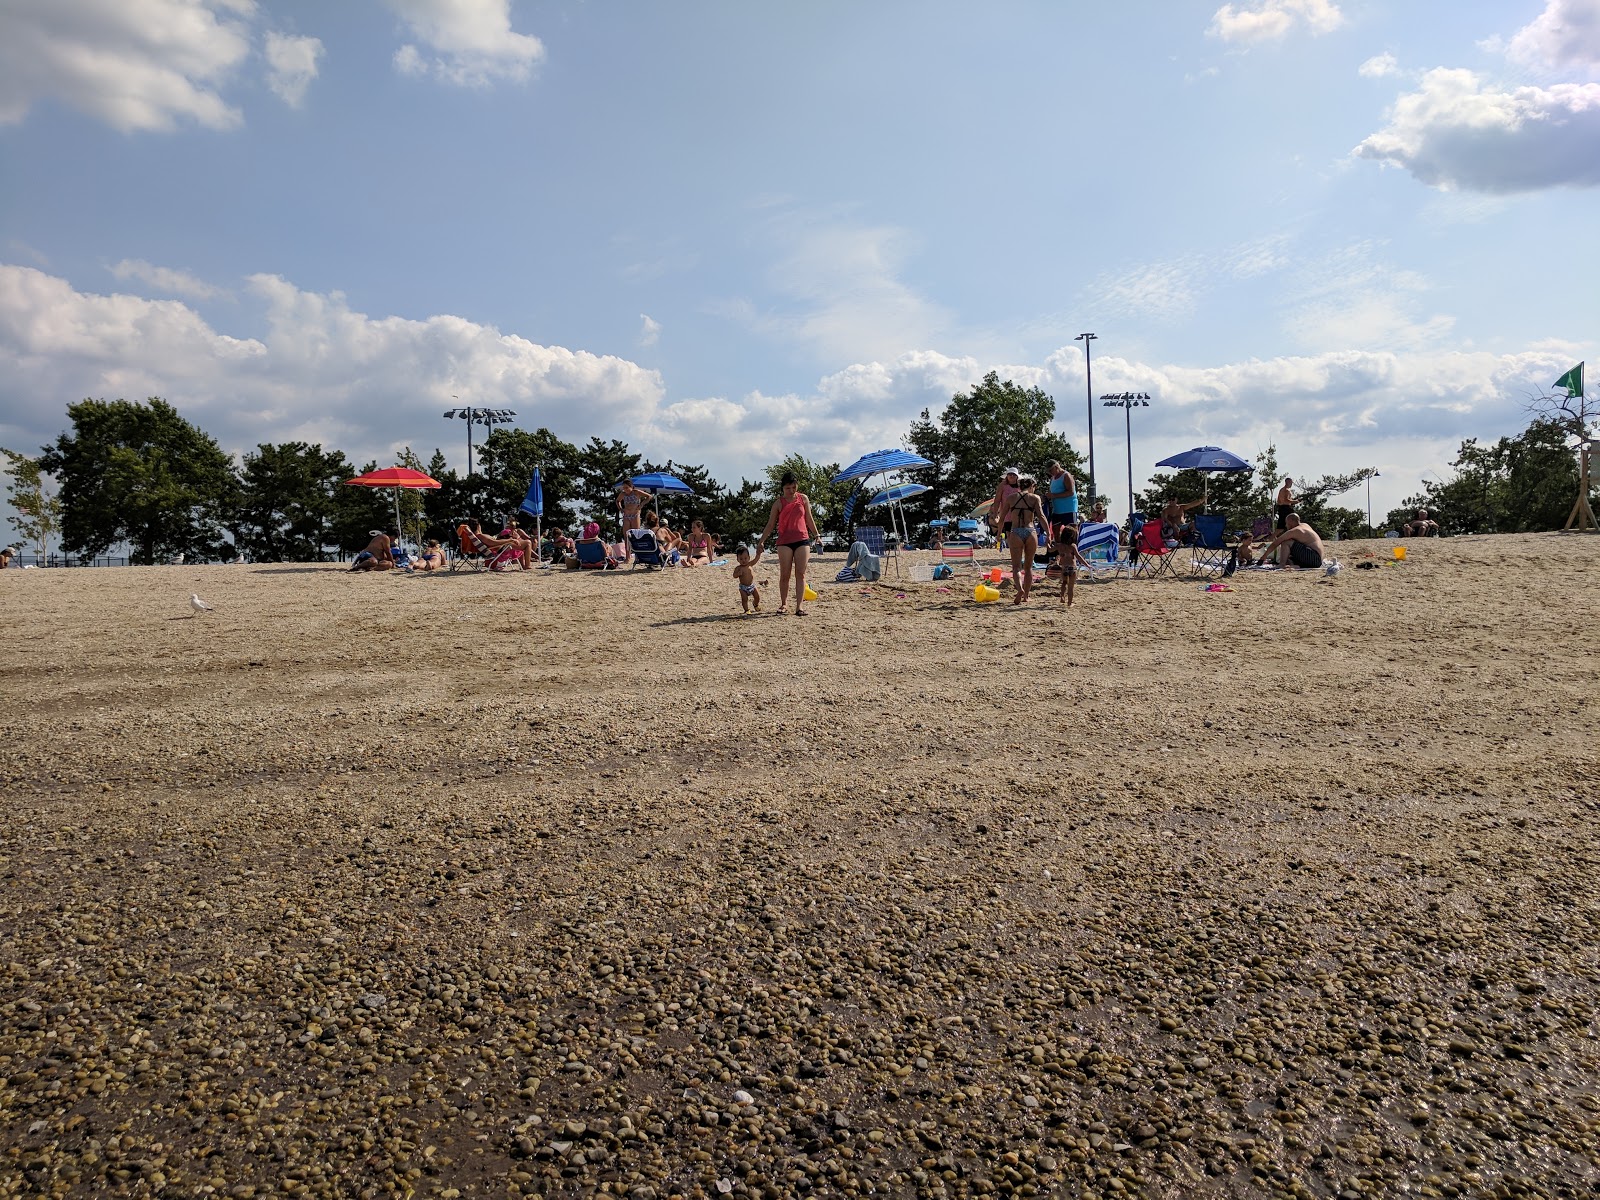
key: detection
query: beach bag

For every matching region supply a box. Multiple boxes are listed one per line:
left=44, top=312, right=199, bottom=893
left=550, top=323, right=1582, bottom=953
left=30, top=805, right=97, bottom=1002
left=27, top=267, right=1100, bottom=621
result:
left=835, top=566, right=861, bottom=583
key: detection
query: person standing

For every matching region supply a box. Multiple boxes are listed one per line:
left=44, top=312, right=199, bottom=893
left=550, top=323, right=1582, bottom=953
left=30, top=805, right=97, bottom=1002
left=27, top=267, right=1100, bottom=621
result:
left=1045, top=461, right=1079, bottom=528
left=1002, top=476, right=1048, bottom=605
left=1276, top=477, right=1296, bottom=530
left=989, top=467, right=1021, bottom=542
left=757, top=471, right=821, bottom=616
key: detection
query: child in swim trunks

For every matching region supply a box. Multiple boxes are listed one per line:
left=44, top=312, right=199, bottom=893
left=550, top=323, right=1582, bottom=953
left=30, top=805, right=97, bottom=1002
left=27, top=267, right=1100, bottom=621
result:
left=1051, top=523, right=1091, bottom=607
left=733, top=543, right=764, bottom=614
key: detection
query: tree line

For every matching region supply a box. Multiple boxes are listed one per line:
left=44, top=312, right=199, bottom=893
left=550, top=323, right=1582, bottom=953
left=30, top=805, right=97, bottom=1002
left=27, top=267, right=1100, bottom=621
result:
left=4, top=382, right=1592, bottom=563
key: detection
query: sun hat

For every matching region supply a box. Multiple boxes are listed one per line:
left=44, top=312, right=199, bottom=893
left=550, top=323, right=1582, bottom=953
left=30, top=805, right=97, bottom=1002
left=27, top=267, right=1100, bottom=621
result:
left=1005, top=466, right=1020, bottom=478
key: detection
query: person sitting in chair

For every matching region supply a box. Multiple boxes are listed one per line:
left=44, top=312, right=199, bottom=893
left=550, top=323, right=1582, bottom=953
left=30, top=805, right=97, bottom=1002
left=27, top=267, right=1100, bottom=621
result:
left=1402, top=508, right=1439, bottom=537
left=1160, top=497, right=1205, bottom=544
left=1248, top=513, right=1324, bottom=569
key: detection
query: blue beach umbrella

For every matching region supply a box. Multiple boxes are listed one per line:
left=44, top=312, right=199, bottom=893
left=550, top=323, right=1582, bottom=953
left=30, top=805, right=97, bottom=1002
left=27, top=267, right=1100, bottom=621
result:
left=831, top=448, right=934, bottom=482
left=519, top=467, right=544, bottom=559
left=1154, top=446, right=1253, bottom=510
left=626, top=471, right=695, bottom=528
left=868, top=482, right=930, bottom=506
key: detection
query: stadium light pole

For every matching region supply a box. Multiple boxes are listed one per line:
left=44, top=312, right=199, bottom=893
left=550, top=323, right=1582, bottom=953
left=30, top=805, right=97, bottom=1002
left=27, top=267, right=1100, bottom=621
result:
left=1102, top=392, right=1151, bottom=524
left=443, top=397, right=517, bottom=476
left=1367, top=469, right=1380, bottom=533
left=1075, top=333, right=1098, bottom=501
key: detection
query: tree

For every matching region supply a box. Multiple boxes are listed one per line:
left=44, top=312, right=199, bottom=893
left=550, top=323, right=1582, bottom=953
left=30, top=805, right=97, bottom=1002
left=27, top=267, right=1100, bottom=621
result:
left=328, top=460, right=394, bottom=554
left=1, top=448, right=62, bottom=559
left=475, top=427, right=582, bottom=531
left=906, top=372, right=1084, bottom=524
left=573, top=438, right=642, bottom=529
left=39, top=398, right=238, bottom=563
left=235, top=442, right=355, bottom=562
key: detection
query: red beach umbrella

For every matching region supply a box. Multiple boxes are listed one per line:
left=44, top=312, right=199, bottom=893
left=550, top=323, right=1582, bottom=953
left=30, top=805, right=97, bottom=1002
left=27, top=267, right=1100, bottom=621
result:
left=344, top=467, right=442, bottom=539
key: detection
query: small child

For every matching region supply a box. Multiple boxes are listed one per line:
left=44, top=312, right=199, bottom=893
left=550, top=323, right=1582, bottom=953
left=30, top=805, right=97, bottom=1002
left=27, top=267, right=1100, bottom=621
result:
left=1051, top=523, right=1091, bottom=607
left=733, top=543, right=764, bottom=613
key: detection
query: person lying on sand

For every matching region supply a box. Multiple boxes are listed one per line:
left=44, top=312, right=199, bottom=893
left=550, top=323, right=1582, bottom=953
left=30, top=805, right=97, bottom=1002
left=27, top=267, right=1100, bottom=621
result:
left=1249, top=513, right=1324, bottom=569
left=416, top=540, right=446, bottom=571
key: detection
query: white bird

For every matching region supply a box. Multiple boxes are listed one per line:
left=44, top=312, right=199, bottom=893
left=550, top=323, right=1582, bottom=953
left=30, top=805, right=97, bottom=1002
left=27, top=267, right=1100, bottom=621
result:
left=190, top=593, right=214, bottom=615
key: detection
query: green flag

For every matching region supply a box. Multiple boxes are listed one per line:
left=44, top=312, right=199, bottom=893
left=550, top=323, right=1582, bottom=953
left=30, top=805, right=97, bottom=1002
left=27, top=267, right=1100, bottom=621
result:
left=1553, top=362, right=1583, bottom=397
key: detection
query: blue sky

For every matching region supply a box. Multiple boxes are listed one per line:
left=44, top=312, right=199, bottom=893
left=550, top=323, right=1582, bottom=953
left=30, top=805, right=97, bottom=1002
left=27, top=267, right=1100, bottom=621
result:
left=3, top=0, right=1598, bottom=538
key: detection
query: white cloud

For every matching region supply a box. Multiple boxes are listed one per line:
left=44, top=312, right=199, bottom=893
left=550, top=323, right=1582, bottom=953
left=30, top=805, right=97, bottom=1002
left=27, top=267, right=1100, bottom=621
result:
left=1208, top=0, right=1344, bottom=45
left=1082, top=233, right=1294, bottom=324
left=1359, top=52, right=1399, bottom=78
left=1354, top=68, right=1600, bottom=192
left=264, top=31, right=323, bottom=108
left=1278, top=241, right=1454, bottom=352
left=1506, top=0, right=1600, bottom=73
left=0, top=262, right=1587, bottom=524
left=0, top=0, right=253, bottom=132
left=109, top=259, right=226, bottom=301
left=638, top=314, right=660, bottom=347
left=0, top=264, right=661, bottom=474
left=721, top=212, right=953, bottom=364
left=383, top=0, right=545, bottom=86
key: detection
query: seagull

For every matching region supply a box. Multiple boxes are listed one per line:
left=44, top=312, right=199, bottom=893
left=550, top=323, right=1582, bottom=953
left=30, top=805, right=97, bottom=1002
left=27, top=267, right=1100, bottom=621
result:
left=190, top=593, right=214, bottom=616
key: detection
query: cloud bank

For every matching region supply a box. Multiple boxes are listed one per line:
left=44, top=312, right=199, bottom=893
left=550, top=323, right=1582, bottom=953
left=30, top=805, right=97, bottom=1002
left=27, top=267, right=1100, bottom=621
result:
left=1208, top=1, right=1344, bottom=45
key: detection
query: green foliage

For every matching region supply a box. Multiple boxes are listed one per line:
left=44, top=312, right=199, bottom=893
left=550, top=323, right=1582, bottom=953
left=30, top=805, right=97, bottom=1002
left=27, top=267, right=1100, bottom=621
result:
left=475, top=427, right=582, bottom=532
left=572, top=437, right=642, bottom=531
left=328, top=460, right=394, bottom=553
left=39, top=398, right=238, bottom=563
left=235, top=442, right=356, bottom=562
left=906, top=371, right=1085, bottom=524
left=1, top=448, right=62, bottom=558
left=1405, top=418, right=1585, bottom=535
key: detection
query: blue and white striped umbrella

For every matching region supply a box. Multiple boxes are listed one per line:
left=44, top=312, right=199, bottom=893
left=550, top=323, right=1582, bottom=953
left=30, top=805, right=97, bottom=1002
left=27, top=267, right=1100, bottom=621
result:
left=867, top=482, right=929, bottom=507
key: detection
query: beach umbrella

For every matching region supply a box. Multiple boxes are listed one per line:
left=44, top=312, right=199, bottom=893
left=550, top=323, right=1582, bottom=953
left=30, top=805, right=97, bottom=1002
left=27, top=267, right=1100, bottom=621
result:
left=832, top=449, right=933, bottom=576
left=972, top=498, right=996, bottom=518
left=867, top=482, right=930, bottom=506
left=344, top=467, right=441, bottom=545
left=625, top=471, right=694, bottom=528
left=519, top=468, right=544, bottom=559
left=1153, top=446, right=1252, bottom=510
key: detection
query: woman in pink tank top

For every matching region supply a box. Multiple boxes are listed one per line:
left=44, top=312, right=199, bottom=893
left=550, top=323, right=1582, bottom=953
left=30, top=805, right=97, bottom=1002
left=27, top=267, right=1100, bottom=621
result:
left=757, top=470, right=821, bottom=615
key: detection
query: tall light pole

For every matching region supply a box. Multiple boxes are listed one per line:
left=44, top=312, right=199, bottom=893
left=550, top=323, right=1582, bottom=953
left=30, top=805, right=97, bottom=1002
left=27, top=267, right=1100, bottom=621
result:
left=1367, top=469, right=1380, bottom=533
left=1102, top=392, right=1151, bottom=523
left=1075, top=333, right=1098, bottom=501
left=443, top=398, right=517, bottom=476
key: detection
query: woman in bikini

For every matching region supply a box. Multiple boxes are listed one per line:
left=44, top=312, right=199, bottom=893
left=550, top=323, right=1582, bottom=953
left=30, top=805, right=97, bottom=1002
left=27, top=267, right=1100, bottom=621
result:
left=1004, top=476, right=1047, bottom=605
left=756, top=470, right=821, bottom=615
left=683, top=519, right=714, bottom=567
left=990, top=467, right=1021, bottom=542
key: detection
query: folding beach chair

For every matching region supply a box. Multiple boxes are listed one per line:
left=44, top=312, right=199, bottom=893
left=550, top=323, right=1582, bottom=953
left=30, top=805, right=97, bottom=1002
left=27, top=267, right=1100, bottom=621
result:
left=574, top=540, right=612, bottom=569
left=854, top=525, right=887, bottom=556
left=626, top=528, right=665, bottom=570
left=1075, top=521, right=1128, bottom=580
left=452, top=524, right=520, bottom=572
left=1131, top=518, right=1179, bottom=579
left=956, top=519, right=983, bottom=546
left=939, top=541, right=976, bottom=575
left=1188, top=514, right=1230, bottom=576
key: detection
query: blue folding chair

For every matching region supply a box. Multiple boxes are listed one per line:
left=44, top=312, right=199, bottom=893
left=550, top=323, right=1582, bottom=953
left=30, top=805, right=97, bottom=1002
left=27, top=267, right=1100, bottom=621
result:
left=626, top=528, right=665, bottom=570
left=1075, top=521, right=1128, bottom=580
left=1189, top=514, right=1230, bottom=576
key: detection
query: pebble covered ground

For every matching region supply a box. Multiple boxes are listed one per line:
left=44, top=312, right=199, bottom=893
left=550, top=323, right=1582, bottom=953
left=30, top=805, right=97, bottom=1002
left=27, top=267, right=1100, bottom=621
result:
left=1, top=533, right=1597, bottom=1199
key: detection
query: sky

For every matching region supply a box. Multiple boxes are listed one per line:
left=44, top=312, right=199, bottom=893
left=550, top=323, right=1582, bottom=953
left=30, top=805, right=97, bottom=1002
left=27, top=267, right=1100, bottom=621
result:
left=2, top=0, right=1598, bottom=541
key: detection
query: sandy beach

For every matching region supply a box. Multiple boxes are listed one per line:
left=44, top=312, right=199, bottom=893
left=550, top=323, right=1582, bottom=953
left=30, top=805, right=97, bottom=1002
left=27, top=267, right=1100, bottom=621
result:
left=1, top=533, right=1597, bottom=1199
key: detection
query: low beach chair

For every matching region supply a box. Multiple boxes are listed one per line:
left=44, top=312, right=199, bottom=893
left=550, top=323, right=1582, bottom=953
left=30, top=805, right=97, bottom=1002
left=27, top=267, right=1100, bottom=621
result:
left=453, top=524, right=521, bottom=572
left=939, top=541, right=976, bottom=575
left=626, top=528, right=665, bottom=570
left=573, top=539, right=611, bottom=569
left=1075, top=521, right=1128, bottom=580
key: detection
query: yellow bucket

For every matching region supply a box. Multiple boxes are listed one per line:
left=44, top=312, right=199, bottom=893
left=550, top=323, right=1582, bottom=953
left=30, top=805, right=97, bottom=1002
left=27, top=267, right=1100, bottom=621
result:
left=1393, top=546, right=1406, bottom=561
left=803, top=585, right=818, bottom=601
left=974, top=583, right=1000, bottom=602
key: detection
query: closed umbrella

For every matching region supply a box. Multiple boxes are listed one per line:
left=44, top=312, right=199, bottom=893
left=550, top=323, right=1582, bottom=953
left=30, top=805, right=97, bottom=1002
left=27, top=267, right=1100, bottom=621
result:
left=519, top=468, right=544, bottom=559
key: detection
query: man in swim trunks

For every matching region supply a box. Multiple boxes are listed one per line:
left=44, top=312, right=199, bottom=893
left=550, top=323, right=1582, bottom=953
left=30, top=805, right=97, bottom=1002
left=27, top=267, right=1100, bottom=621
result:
left=1160, top=497, right=1204, bottom=544
left=1045, top=460, right=1079, bottom=528
left=1251, top=513, right=1324, bottom=569
left=1276, top=477, right=1296, bottom=530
